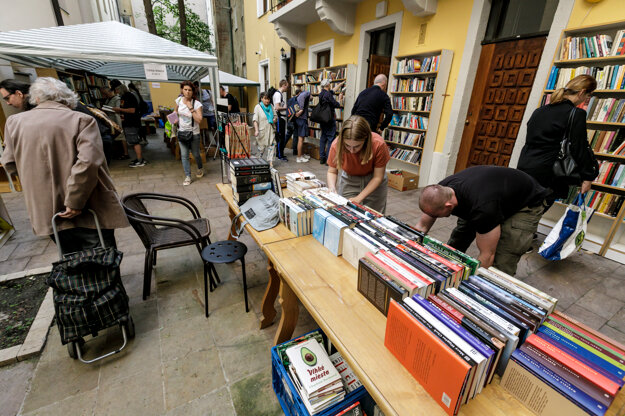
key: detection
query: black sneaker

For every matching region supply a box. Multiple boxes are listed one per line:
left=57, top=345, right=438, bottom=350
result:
left=136, top=159, right=148, bottom=167
left=128, top=159, right=139, bottom=167
left=320, top=157, right=327, bottom=165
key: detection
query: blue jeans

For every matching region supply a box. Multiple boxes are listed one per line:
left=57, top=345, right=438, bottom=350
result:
left=319, top=122, right=336, bottom=160
left=179, top=134, right=203, bottom=177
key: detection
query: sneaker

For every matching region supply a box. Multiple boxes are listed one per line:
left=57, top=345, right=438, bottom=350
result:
left=183, top=176, right=192, bottom=186
left=319, top=157, right=327, bottom=165
left=296, top=157, right=309, bottom=163
left=128, top=159, right=139, bottom=167
left=278, top=156, right=288, bottom=162
left=133, top=159, right=147, bottom=167
left=302, top=154, right=311, bottom=160
left=196, top=168, right=204, bottom=178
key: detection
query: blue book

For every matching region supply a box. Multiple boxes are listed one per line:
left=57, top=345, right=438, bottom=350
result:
left=511, top=350, right=608, bottom=416
left=312, top=209, right=332, bottom=244
left=323, top=216, right=348, bottom=256
left=537, top=326, right=625, bottom=382
left=547, top=66, right=557, bottom=90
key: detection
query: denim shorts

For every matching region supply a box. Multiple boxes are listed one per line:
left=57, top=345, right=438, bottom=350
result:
left=124, top=127, right=140, bottom=145
left=295, top=118, right=308, bottom=138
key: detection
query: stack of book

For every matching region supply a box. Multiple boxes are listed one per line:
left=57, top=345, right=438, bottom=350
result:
left=285, top=171, right=325, bottom=194
left=501, top=311, right=625, bottom=416
left=561, top=186, right=624, bottom=217
left=285, top=338, right=346, bottom=415
left=385, top=130, right=426, bottom=148
left=229, top=157, right=271, bottom=204
left=384, top=267, right=558, bottom=415
left=389, top=113, right=429, bottom=130
left=596, top=160, right=625, bottom=188
left=279, top=196, right=317, bottom=237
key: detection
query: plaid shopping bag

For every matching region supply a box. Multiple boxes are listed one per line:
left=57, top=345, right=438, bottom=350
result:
left=47, top=246, right=128, bottom=344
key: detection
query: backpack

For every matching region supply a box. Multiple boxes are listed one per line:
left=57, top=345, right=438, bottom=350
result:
left=139, top=100, right=149, bottom=116
left=286, top=96, right=300, bottom=121
left=267, top=87, right=279, bottom=104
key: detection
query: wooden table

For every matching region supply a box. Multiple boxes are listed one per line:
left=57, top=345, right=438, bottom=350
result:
left=263, top=235, right=625, bottom=416
left=217, top=183, right=297, bottom=329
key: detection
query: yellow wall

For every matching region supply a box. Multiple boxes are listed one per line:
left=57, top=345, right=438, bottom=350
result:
left=148, top=82, right=181, bottom=112
left=296, top=0, right=473, bottom=153
left=243, top=2, right=291, bottom=109
left=568, top=0, right=625, bottom=28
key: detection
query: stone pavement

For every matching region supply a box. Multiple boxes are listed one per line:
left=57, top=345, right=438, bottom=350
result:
left=0, top=132, right=624, bottom=416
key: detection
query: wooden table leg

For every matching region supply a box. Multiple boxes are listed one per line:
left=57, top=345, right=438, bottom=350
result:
left=227, top=206, right=236, bottom=241
left=260, top=259, right=279, bottom=329
left=273, top=276, right=298, bottom=346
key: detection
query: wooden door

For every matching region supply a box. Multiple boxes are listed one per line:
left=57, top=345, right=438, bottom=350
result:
left=367, top=55, right=391, bottom=87
left=455, top=37, right=546, bottom=171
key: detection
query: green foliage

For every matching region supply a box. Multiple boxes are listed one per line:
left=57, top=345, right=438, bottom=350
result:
left=151, top=0, right=214, bottom=53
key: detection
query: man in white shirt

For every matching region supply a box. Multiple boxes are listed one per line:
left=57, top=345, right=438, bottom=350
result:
left=272, top=79, right=289, bottom=161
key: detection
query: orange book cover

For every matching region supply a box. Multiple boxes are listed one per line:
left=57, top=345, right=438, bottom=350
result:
left=384, top=300, right=472, bottom=416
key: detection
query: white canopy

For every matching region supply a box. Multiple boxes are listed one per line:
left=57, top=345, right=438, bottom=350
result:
left=201, top=70, right=259, bottom=87
left=0, top=21, right=220, bottom=101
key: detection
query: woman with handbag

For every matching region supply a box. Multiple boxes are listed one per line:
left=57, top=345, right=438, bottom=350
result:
left=317, top=79, right=344, bottom=165
left=326, top=115, right=390, bottom=213
left=253, top=92, right=277, bottom=162
left=174, top=81, right=204, bottom=186
left=518, top=75, right=599, bottom=206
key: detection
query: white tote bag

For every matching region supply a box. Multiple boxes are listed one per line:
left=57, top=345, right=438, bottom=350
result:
left=539, top=194, right=593, bottom=260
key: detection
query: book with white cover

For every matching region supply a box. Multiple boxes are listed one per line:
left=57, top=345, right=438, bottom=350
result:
left=285, top=339, right=343, bottom=397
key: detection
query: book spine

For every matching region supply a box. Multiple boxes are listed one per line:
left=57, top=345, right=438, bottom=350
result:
left=547, top=315, right=625, bottom=360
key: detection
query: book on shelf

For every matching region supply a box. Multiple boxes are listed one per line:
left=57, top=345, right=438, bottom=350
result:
left=392, top=95, right=432, bottom=112
left=389, top=113, right=429, bottom=130
left=395, top=57, right=421, bottom=74
left=391, top=77, right=436, bottom=93
left=389, top=147, right=422, bottom=164
left=559, top=34, right=614, bottom=60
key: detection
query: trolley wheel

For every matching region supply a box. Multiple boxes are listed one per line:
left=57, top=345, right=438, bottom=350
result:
left=67, top=338, right=84, bottom=359
left=123, top=317, right=135, bottom=339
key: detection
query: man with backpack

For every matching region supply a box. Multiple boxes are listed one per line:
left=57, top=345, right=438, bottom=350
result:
left=270, top=80, right=289, bottom=161
left=294, top=89, right=311, bottom=163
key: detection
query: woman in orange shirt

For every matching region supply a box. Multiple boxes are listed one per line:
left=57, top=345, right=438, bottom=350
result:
left=327, top=115, right=391, bottom=213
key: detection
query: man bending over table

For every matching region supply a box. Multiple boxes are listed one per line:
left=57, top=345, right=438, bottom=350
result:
left=415, top=166, right=551, bottom=276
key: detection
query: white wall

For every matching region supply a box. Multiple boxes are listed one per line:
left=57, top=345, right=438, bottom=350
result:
left=0, top=0, right=56, bottom=31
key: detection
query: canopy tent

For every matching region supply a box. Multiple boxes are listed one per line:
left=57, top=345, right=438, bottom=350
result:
left=201, top=70, right=259, bottom=87
left=0, top=21, right=220, bottom=105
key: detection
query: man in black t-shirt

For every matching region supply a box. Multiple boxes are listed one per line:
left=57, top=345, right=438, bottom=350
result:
left=415, top=166, right=551, bottom=276
left=220, top=86, right=240, bottom=113
left=111, top=80, right=146, bottom=167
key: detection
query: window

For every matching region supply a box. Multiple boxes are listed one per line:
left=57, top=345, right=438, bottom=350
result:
left=316, top=50, right=330, bottom=69
left=259, top=59, right=270, bottom=92
left=483, top=0, right=558, bottom=43
left=257, top=0, right=269, bottom=17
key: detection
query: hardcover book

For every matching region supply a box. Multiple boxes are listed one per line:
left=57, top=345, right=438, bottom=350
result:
left=358, top=257, right=408, bottom=315
left=343, top=228, right=378, bottom=268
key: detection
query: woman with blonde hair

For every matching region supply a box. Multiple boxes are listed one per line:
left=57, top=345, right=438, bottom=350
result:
left=326, top=115, right=390, bottom=213
left=518, top=74, right=598, bottom=205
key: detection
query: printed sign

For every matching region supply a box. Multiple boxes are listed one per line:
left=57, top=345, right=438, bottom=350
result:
left=143, top=63, right=168, bottom=81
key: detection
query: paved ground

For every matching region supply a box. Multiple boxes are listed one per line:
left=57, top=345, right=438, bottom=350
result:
left=0, top=131, right=624, bottom=416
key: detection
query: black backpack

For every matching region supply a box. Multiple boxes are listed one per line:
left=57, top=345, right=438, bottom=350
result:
left=267, top=87, right=279, bottom=104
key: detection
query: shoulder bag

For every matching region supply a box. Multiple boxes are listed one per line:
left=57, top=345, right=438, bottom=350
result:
left=310, top=92, right=333, bottom=124
left=177, top=99, right=195, bottom=146
left=552, top=109, right=580, bottom=181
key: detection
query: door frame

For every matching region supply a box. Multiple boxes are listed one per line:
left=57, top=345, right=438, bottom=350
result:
left=355, top=11, right=402, bottom=92
left=429, top=0, right=576, bottom=183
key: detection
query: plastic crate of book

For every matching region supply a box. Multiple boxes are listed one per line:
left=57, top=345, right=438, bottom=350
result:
left=271, top=331, right=369, bottom=416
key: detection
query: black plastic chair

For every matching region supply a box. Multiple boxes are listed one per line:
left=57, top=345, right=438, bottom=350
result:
left=201, top=241, right=248, bottom=317
left=121, top=192, right=220, bottom=301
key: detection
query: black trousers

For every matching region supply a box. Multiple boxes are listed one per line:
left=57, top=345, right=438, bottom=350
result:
left=51, top=227, right=117, bottom=255
left=275, top=117, right=286, bottom=159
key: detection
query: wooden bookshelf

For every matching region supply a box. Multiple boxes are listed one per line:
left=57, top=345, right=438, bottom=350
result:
left=386, top=49, right=453, bottom=184
left=538, top=20, right=625, bottom=264
left=290, top=64, right=357, bottom=148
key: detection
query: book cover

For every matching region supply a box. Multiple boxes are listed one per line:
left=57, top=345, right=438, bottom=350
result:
left=231, top=173, right=273, bottom=186
left=285, top=338, right=343, bottom=395
left=312, top=208, right=332, bottom=244
left=385, top=300, right=472, bottom=416
left=548, top=314, right=625, bottom=360
left=501, top=355, right=603, bottom=416
left=358, top=258, right=408, bottom=315
left=343, top=229, right=378, bottom=268
left=323, top=216, right=348, bottom=256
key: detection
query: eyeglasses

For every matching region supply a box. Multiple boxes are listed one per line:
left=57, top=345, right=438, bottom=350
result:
left=2, top=93, right=13, bottom=102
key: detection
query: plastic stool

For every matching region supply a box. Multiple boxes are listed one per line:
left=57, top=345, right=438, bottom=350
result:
left=201, top=241, right=249, bottom=317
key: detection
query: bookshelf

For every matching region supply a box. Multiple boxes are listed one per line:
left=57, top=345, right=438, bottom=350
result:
left=58, top=70, right=108, bottom=108
left=290, top=64, right=357, bottom=152
left=537, top=20, right=625, bottom=264
left=386, top=49, right=453, bottom=186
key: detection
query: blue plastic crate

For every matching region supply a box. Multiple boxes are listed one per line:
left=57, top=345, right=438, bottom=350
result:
left=271, top=330, right=369, bottom=416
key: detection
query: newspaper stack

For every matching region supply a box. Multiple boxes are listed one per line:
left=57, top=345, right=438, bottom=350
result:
left=285, top=338, right=346, bottom=414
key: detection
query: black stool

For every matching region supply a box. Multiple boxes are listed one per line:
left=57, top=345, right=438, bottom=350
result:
left=201, top=240, right=249, bottom=317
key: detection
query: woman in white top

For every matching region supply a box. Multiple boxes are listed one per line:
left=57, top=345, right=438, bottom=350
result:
left=174, top=81, right=203, bottom=186
left=253, top=91, right=277, bottom=163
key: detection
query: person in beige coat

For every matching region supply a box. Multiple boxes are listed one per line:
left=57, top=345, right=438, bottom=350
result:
left=0, top=77, right=128, bottom=253
left=252, top=91, right=277, bottom=163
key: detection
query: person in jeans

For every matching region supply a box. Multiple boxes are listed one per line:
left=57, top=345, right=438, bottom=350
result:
left=110, top=80, right=146, bottom=167
left=415, top=166, right=551, bottom=276
left=318, top=79, right=344, bottom=165
left=174, top=81, right=204, bottom=186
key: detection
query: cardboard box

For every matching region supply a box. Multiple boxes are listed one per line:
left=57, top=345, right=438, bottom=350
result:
left=387, top=171, right=419, bottom=192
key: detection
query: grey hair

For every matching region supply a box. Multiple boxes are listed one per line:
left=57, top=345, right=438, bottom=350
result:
left=374, top=74, right=387, bottom=86
left=28, top=77, right=78, bottom=108
left=320, top=79, right=331, bottom=88
left=114, top=83, right=129, bottom=95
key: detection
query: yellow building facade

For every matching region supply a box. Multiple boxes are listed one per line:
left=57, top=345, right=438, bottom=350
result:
left=243, top=0, right=625, bottom=185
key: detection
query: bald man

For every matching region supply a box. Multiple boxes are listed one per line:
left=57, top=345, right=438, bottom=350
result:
left=351, top=74, right=393, bottom=133
left=415, top=166, right=551, bottom=276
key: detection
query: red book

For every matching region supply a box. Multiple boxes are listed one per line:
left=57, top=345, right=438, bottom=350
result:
left=551, top=311, right=625, bottom=356
left=377, top=250, right=435, bottom=287
left=404, top=241, right=464, bottom=286
left=364, top=252, right=420, bottom=296
left=428, top=294, right=464, bottom=324
left=525, top=334, right=620, bottom=397
left=385, top=300, right=472, bottom=416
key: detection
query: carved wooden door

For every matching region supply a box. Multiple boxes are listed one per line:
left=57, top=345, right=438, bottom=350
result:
left=455, top=37, right=546, bottom=171
left=367, top=54, right=391, bottom=88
